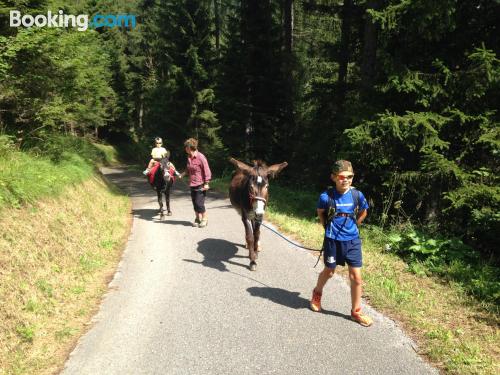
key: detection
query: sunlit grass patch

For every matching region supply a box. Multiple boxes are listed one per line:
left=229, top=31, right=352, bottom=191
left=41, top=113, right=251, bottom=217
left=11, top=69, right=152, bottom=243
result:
left=362, top=228, right=500, bottom=375
left=0, top=136, right=120, bottom=210
left=92, top=142, right=120, bottom=165
left=0, top=176, right=130, bottom=374
left=210, top=175, right=231, bottom=195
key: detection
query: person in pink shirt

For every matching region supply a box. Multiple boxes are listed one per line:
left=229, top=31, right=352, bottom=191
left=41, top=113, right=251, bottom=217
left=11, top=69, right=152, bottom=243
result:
left=181, top=138, right=212, bottom=228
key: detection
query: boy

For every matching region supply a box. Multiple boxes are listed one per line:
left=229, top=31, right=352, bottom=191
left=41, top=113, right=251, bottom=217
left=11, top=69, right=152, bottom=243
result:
left=310, top=160, right=373, bottom=327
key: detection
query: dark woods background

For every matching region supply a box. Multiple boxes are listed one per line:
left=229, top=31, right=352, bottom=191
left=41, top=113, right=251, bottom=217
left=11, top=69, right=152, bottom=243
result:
left=0, top=0, right=499, bottom=260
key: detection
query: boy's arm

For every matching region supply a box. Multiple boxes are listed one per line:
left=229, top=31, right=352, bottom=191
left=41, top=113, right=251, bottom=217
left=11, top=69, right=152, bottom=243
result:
left=317, top=208, right=326, bottom=228
left=356, top=209, right=367, bottom=226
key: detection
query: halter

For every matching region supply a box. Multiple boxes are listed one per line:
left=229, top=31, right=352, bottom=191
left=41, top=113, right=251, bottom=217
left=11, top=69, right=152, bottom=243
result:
left=248, top=172, right=267, bottom=207
left=250, top=194, right=267, bottom=205
left=158, top=158, right=173, bottom=184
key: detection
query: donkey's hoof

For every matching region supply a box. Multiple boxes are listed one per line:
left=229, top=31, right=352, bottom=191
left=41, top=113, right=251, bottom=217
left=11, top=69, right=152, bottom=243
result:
left=167, top=211, right=172, bottom=216
left=249, top=261, right=257, bottom=271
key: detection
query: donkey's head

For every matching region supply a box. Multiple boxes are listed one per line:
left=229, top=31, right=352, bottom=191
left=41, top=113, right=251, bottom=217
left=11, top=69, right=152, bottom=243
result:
left=159, top=157, right=172, bottom=183
left=229, top=158, right=288, bottom=217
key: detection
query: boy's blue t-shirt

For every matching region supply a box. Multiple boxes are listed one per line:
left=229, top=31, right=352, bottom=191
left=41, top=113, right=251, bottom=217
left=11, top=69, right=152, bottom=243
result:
left=317, top=187, right=369, bottom=241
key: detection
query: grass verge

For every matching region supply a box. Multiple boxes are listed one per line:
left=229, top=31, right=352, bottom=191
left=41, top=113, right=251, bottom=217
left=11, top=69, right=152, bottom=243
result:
left=0, top=175, right=130, bottom=374
left=0, top=135, right=117, bottom=210
left=0, top=135, right=130, bottom=374
left=211, top=176, right=500, bottom=374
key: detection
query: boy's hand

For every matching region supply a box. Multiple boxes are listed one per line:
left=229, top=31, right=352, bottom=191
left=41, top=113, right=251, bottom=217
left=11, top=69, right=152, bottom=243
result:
left=202, top=183, right=209, bottom=191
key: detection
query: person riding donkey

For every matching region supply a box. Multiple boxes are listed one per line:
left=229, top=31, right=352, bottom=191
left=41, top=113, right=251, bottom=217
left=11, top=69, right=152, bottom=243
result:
left=143, top=137, right=180, bottom=179
left=310, top=160, right=373, bottom=327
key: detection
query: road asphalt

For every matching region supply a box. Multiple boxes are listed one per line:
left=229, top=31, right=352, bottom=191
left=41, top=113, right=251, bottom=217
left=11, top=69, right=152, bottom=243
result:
left=61, top=167, right=438, bottom=375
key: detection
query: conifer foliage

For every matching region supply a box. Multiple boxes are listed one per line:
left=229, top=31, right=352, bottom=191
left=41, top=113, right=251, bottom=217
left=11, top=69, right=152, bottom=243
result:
left=0, top=0, right=498, bottom=258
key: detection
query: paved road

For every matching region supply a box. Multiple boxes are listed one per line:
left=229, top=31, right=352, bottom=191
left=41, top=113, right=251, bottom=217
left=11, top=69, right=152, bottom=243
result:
left=62, top=167, right=437, bottom=375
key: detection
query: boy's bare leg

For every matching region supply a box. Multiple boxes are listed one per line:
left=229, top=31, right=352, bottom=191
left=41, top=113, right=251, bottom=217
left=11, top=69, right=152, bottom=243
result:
left=348, top=265, right=373, bottom=326
left=348, top=266, right=362, bottom=311
left=147, top=159, right=154, bottom=169
left=314, top=266, right=335, bottom=294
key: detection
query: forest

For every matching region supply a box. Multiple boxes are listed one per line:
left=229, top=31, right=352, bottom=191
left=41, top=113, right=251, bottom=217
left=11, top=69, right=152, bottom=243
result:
left=1, top=0, right=498, bottom=286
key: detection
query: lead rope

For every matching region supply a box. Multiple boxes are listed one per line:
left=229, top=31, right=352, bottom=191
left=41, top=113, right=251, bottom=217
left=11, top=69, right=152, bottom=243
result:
left=260, top=222, right=323, bottom=267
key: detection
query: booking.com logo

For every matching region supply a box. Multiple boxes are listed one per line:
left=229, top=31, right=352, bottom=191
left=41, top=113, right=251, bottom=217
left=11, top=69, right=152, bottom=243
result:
left=9, top=10, right=137, bottom=31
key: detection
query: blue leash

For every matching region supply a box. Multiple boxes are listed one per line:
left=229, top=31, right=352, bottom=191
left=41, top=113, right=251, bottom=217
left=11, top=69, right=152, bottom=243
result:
left=261, top=222, right=323, bottom=267
left=261, top=222, right=322, bottom=253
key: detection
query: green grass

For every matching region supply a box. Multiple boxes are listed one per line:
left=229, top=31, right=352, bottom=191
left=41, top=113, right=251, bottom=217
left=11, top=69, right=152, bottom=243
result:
left=93, top=143, right=120, bottom=165
left=15, top=325, right=36, bottom=343
left=0, top=135, right=131, bottom=374
left=0, top=134, right=118, bottom=210
left=1, top=176, right=130, bottom=374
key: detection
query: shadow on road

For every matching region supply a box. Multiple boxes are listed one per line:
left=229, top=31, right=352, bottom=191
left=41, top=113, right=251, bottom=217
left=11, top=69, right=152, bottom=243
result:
left=101, top=171, right=155, bottom=196
left=206, top=204, right=234, bottom=210
left=161, top=219, right=193, bottom=226
left=131, top=209, right=192, bottom=226
left=132, top=208, right=161, bottom=221
left=246, top=286, right=352, bottom=321
left=183, top=238, right=248, bottom=272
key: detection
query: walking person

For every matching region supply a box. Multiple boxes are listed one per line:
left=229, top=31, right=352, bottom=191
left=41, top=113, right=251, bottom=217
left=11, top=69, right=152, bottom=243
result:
left=310, top=160, right=373, bottom=326
left=181, top=138, right=211, bottom=228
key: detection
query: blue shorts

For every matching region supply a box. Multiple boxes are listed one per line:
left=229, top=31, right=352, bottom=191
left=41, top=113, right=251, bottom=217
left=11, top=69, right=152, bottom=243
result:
left=323, top=238, right=362, bottom=268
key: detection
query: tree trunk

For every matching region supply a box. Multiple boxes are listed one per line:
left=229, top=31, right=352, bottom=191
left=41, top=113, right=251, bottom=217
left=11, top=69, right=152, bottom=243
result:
left=214, top=0, right=221, bottom=51
left=360, top=0, right=378, bottom=91
left=138, top=96, right=144, bottom=135
left=284, top=0, right=293, bottom=53
left=337, top=0, right=354, bottom=112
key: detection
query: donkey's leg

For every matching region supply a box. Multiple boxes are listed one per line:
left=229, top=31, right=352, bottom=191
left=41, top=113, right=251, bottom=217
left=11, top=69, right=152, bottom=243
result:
left=254, top=221, right=262, bottom=254
left=242, top=216, right=257, bottom=270
left=157, top=190, right=164, bottom=214
left=166, top=181, right=172, bottom=216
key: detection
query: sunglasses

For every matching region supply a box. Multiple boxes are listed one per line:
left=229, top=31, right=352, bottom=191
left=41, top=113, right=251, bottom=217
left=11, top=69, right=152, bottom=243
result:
left=337, top=174, right=354, bottom=180
left=156, top=142, right=162, bottom=145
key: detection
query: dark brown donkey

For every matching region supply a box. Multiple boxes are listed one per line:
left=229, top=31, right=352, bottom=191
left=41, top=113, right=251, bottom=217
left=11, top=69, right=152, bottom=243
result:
left=228, top=158, right=288, bottom=271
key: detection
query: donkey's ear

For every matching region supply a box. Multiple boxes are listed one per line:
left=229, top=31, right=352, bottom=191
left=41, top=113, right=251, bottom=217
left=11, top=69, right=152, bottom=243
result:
left=267, top=162, right=288, bottom=178
left=229, top=157, right=253, bottom=173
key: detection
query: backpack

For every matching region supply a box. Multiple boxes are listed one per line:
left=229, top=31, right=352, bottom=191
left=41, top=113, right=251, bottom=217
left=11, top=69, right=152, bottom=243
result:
left=325, top=186, right=361, bottom=225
